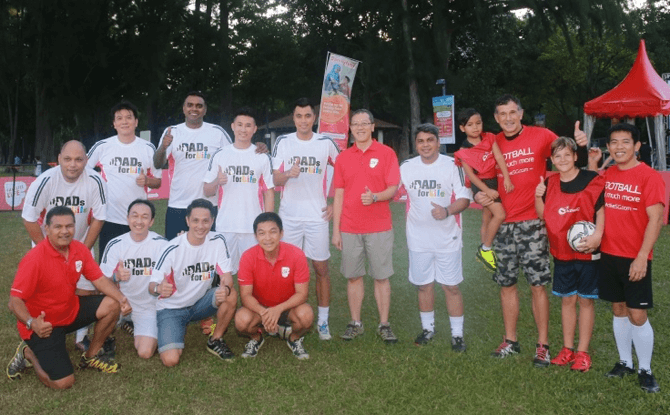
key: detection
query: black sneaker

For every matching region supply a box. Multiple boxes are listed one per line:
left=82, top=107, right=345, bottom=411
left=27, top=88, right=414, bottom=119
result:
left=638, top=369, right=660, bottom=393
left=6, top=341, right=29, bottom=381
left=119, top=320, right=134, bottom=336
left=491, top=339, right=520, bottom=358
left=75, top=335, right=91, bottom=352
left=78, top=350, right=120, bottom=373
left=414, top=329, right=435, bottom=346
left=241, top=336, right=265, bottom=358
left=533, top=344, right=550, bottom=368
left=604, top=361, right=636, bottom=378
left=207, top=337, right=235, bottom=361
left=451, top=336, right=466, bottom=353
left=103, top=336, right=116, bottom=360
left=286, top=336, right=309, bottom=360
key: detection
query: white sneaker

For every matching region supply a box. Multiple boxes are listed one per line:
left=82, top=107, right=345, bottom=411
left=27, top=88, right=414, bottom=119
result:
left=317, top=321, right=332, bottom=340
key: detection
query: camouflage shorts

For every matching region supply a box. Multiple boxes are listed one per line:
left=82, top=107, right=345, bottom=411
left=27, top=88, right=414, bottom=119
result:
left=493, top=219, right=551, bottom=287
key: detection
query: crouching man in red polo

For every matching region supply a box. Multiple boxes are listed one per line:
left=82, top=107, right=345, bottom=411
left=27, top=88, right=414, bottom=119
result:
left=235, top=212, right=313, bottom=360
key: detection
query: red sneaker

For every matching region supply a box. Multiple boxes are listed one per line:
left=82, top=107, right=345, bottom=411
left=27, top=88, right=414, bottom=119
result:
left=550, top=347, right=575, bottom=366
left=570, top=351, right=592, bottom=372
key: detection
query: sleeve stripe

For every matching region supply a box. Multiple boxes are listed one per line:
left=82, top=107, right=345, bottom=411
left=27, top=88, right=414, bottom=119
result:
left=31, top=176, right=51, bottom=207
left=211, top=234, right=230, bottom=258
left=101, top=238, right=122, bottom=264
left=272, top=136, right=287, bottom=158
left=89, top=174, right=107, bottom=204
left=318, top=136, right=341, bottom=154
left=207, top=148, right=223, bottom=171
left=144, top=142, right=157, bottom=151
left=213, top=125, right=233, bottom=144
left=156, top=245, right=179, bottom=269
left=457, top=166, right=466, bottom=186
left=87, top=140, right=105, bottom=158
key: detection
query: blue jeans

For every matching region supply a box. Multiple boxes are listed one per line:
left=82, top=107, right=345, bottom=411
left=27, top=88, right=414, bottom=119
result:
left=156, top=288, right=218, bottom=353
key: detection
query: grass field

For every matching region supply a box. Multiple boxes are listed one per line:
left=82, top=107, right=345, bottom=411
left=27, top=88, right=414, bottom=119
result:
left=1, top=199, right=669, bottom=414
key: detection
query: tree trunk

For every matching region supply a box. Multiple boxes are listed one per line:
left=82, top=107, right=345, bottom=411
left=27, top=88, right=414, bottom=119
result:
left=35, top=84, right=54, bottom=163
left=218, top=0, right=233, bottom=126
left=400, top=0, right=421, bottom=139
left=399, top=118, right=410, bottom=162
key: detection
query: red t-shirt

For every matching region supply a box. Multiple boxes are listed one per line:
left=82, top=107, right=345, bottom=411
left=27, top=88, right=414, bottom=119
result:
left=543, top=172, right=605, bottom=261
left=10, top=239, right=104, bottom=340
left=601, top=163, right=666, bottom=260
left=454, top=132, right=497, bottom=179
left=237, top=242, right=310, bottom=308
left=496, top=126, right=557, bottom=222
left=333, top=140, right=400, bottom=233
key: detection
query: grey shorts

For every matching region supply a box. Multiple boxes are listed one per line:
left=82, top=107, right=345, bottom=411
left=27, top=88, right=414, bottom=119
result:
left=493, top=219, right=551, bottom=287
left=340, top=230, right=394, bottom=280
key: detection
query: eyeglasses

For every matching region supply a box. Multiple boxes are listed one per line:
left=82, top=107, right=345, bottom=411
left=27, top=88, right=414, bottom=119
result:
left=351, top=122, right=372, bottom=128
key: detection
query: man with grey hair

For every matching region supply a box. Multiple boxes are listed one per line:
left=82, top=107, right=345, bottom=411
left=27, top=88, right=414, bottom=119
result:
left=332, top=109, right=401, bottom=343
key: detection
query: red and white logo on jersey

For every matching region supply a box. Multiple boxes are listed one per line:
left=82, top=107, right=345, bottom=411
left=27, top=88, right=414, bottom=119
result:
left=369, top=158, right=379, bottom=168
left=281, top=267, right=290, bottom=278
left=558, top=206, right=580, bottom=215
left=75, top=261, right=83, bottom=273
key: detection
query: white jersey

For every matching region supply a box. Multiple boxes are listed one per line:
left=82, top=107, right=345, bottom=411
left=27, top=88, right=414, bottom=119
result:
left=151, top=232, right=231, bottom=310
left=203, top=144, right=274, bottom=233
left=100, top=231, right=167, bottom=312
left=87, top=136, right=162, bottom=225
left=272, top=133, right=340, bottom=222
left=157, top=122, right=232, bottom=208
left=400, top=155, right=472, bottom=252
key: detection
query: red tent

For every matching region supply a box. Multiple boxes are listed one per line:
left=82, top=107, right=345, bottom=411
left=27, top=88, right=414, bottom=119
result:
left=584, top=40, right=670, bottom=118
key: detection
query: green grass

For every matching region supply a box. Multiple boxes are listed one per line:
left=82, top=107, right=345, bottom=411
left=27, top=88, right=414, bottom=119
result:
left=1, top=200, right=670, bottom=414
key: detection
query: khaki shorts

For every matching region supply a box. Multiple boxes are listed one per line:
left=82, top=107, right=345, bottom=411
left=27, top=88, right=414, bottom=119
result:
left=340, top=230, right=394, bottom=280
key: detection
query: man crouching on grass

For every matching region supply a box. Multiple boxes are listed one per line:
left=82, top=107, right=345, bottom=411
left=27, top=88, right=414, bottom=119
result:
left=7, top=206, right=131, bottom=389
left=235, top=212, right=313, bottom=360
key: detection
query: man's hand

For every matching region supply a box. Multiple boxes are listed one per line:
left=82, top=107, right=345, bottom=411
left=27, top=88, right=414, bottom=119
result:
left=578, top=234, right=601, bottom=253
left=332, top=231, right=342, bottom=250
left=33, top=311, right=52, bottom=338
left=484, top=188, right=499, bottom=200
left=255, top=142, right=269, bottom=154
left=474, top=191, right=494, bottom=207
left=260, top=306, right=282, bottom=333
left=535, top=176, right=546, bottom=198
left=157, top=280, right=174, bottom=298
left=361, top=186, right=375, bottom=206
left=216, top=166, right=228, bottom=186
left=504, top=178, right=514, bottom=193
left=116, top=260, right=131, bottom=282
left=629, top=255, right=648, bottom=282
left=574, top=121, right=587, bottom=147
left=588, top=147, right=602, bottom=170
left=287, top=160, right=301, bottom=179
left=136, top=168, right=147, bottom=187
left=322, top=205, right=333, bottom=221
left=430, top=202, right=449, bottom=220
left=162, top=127, right=173, bottom=149
left=214, top=285, right=229, bottom=307
left=119, top=297, right=132, bottom=315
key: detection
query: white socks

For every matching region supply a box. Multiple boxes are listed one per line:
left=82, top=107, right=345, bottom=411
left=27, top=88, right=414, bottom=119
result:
left=317, top=306, right=329, bottom=325
left=612, top=316, right=633, bottom=368
left=450, top=316, right=464, bottom=338
left=632, top=320, right=654, bottom=372
left=420, top=311, right=435, bottom=332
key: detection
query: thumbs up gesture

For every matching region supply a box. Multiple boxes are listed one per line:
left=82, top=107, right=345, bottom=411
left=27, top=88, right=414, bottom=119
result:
left=535, top=176, right=546, bottom=198
left=116, top=260, right=131, bottom=282
left=574, top=121, right=587, bottom=147
left=162, top=127, right=173, bottom=149
left=430, top=201, right=449, bottom=220
left=33, top=311, right=53, bottom=338
left=217, top=166, right=228, bottom=186
left=361, top=186, right=375, bottom=205
left=288, top=159, right=301, bottom=179
left=136, top=168, right=147, bottom=187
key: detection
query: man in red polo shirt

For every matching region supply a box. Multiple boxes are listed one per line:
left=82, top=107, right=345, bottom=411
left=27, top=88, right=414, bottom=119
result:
left=235, top=212, right=313, bottom=360
left=7, top=206, right=131, bottom=389
left=332, top=109, right=401, bottom=343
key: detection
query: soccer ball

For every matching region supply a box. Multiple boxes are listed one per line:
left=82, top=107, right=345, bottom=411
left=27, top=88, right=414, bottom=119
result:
left=567, top=221, right=596, bottom=251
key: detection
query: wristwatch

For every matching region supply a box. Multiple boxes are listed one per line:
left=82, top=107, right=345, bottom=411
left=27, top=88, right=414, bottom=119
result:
left=372, top=194, right=378, bottom=203
left=26, top=318, right=33, bottom=330
left=153, top=284, right=159, bottom=296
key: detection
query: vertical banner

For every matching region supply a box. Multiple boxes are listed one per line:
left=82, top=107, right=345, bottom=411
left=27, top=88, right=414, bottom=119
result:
left=432, top=95, right=455, bottom=144
left=0, top=176, right=36, bottom=211
left=318, top=53, right=361, bottom=151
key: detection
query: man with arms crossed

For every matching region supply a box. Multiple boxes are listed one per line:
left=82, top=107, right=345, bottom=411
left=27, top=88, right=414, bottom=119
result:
left=7, top=207, right=131, bottom=388
left=332, top=109, right=401, bottom=343
left=235, top=212, right=313, bottom=359
left=400, top=124, right=471, bottom=351
left=272, top=98, right=340, bottom=340
left=149, top=199, right=237, bottom=366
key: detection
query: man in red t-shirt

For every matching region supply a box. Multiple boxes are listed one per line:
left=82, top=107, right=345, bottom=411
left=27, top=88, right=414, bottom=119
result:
left=588, top=123, right=664, bottom=393
left=7, top=206, right=131, bottom=389
left=332, top=109, right=401, bottom=343
left=235, top=212, right=313, bottom=360
left=477, top=94, right=588, bottom=367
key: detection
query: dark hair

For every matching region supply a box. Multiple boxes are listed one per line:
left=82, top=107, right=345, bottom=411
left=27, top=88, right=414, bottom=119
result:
left=253, top=212, right=283, bottom=233
left=45, top=206, right=75, bottom=226
left=350, top=109, right=374, bottom=124
left=294, top=98, right=316, bottom=114
left=414, top=123, right=440, bottom=141
left=494, top=94, right=523, bottom=113
left=234, top=106, right=257, bottom=124
left=111, top=100, right=139, bottom=121
left=127, top=198, right=156, bottom=219
left=607, top=123, right=640, bottom=144
left=186, top=198, right=215, bottom=218
left=457, top=108, right=480, bottom=127
left=184, top=91, right=206, bottom=106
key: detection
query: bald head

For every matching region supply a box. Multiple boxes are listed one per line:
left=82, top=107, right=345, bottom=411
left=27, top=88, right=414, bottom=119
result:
left=60, top=140, right=86, bottom=154
left=58, top=140, right=87, bottom=183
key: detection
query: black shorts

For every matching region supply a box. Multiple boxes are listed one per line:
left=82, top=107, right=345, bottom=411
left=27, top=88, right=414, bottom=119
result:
left=165, top=206, right=218, bottom=240
left=471, top=178, right=501, bottom=203
left=25, top=295, right=104, bottom=381
left=99, top=221, right=131, bottom=256
left=598, top=253, right=653, bottom=309
left=552, top=259, right=599, bottom=299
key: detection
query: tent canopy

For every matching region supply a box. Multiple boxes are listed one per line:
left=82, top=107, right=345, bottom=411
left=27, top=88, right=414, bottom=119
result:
left=584, top=40, right=670, bottom=119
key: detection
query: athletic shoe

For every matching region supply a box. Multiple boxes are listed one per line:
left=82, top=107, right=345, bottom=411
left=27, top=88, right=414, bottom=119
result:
left=491, top=339, right=520, bottom=358
left=317, top=321, right=332, bottom=340
left=207, top=337, right=235, bottom=361
left=604, top=361, right=636, bottom=378
left=277, top=324, right=292, bottom=341
left=241, top=336, right=265, bottom=358
left=377, top=323, right=398, bottom=344
left=638, top=369, right=660, bottom=393
left=78, top=351, right=120, bottom=373
left=200, top=317, right=214, bottom=335
left=551, top=347, right=575, bottom=366
left=533, top=344, right=550, bottom=368
left=476, top=246, right=497, bottom=272
left=451, top=336, right=466, bottom=353
left=414, top=329, right=435, bottom=346
left=6, top=341, right=29, bottom=381
left=75, top=335, right=91, bottom=352
left=570, top=351, right=592, bottom=372
left=103, top=336, right=116, bottom=360
left=119, top=320, right=134, bottom=337
left=340, top=322, right=364, bottom=341
left=287, top=337, right=309, bottom=360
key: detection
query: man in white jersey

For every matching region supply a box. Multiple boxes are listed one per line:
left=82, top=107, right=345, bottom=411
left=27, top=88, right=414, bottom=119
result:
left=203, top=107, right=275, bottom=274
left=100, top=199, right=167, bottom=359
left=87, top=100, right=162, bottom=255
left=400, top=124, right=471, bottom=351
left=149, top=199, right=237, bottom=366
left=272, top=98, right=340, bottom=340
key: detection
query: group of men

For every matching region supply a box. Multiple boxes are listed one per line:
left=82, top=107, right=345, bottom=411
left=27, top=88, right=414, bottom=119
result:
left=6, top=92, right=664, bottom=394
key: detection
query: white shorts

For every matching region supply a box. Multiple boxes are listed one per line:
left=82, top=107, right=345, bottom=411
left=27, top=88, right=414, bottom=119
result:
left=131, top=308, right=158, bottom=339
left=222, top=232, right=258, bottom=274
left=282, top=220, right=330, bottom=261
left=408, top=249, right=463, bottom=286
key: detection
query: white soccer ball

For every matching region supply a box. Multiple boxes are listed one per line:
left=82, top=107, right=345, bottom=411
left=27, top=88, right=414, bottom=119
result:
left=567, top=220, right=596, bottom=251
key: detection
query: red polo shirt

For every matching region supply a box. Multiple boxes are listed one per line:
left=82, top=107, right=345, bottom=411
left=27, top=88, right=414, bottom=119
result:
left=10, top=239, right=104, bottom=340
left=333, top=140, right=400, bottom=233
left=237, top=242, right=310, bottom=308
